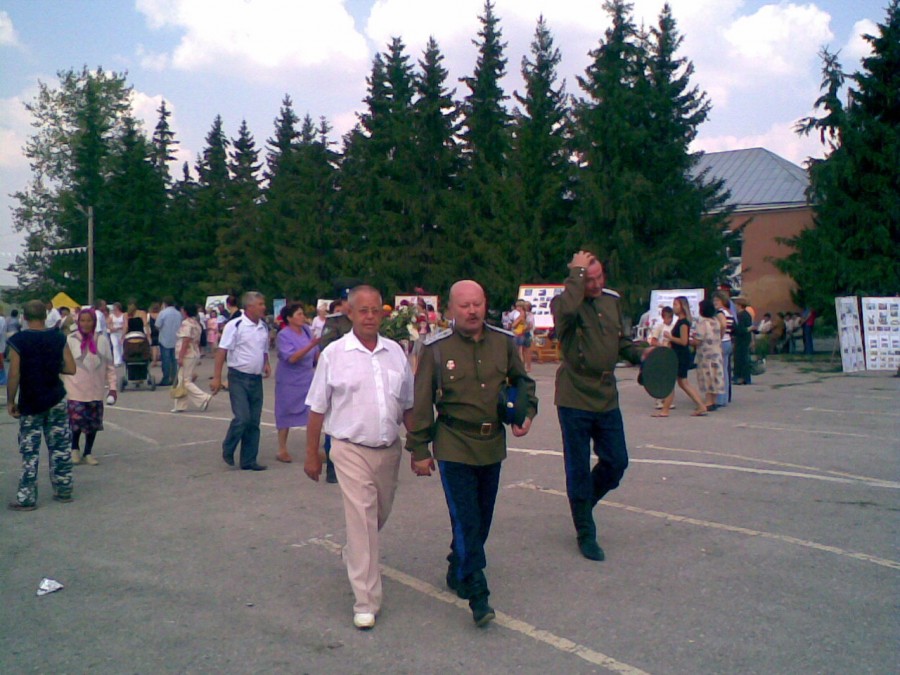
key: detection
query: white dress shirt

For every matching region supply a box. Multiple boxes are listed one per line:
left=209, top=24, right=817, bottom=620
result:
left=218, top=314, right=269, bottom=375
left=306, top=331, right=414, bottom=447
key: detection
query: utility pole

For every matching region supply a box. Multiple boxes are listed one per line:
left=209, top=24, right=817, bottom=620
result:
left=87, top=205, right=95, bottom=307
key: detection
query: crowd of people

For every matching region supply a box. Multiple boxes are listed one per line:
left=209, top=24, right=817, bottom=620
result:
left=3, top=253, right=825, bottom=632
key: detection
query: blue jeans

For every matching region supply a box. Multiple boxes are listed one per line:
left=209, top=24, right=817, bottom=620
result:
left=716, top=340, right=733, bottom=407
left=557, top=406, right=628, bottom=505
left=222, top=368, right=263, bottom=468
left=159, top=346, right=176, bottom=385
left=439, top=460, right=502, bottom=591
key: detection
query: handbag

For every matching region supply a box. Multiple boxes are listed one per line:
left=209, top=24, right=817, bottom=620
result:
left=170, top=368, right=188, bottom=399
left=513, top=322, right=525, bottom=335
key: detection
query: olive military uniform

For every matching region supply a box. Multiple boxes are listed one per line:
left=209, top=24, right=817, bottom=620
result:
left=319, top=313, right=352, bottom=351
left=406, top=323, right=537, bottom=614
left=551, top=266, right=644, bottom=560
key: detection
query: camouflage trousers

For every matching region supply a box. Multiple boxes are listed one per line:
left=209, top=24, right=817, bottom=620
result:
left=15, top=400, right=73, bottom=506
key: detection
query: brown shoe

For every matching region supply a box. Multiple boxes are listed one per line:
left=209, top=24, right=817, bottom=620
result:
left=8, top=502, right=37, bottom=511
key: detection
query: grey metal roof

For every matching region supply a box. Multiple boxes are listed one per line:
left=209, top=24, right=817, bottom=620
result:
left=693, top=147, right=810, bottom=210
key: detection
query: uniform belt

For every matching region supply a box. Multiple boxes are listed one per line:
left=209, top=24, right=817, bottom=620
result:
left=438, top=415, right=501, bottom=437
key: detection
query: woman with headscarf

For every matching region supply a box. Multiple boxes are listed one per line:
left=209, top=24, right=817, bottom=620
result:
left=274, top=303, right=320, bottom=462
left=695, top=299, right=726, bottom=410
left=712, top=291, right=735, bottom=407
left=64, top=309, right=117, bottom=465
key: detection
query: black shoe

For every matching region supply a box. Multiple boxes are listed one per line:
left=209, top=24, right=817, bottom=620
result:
left=470, top=594, right=495, bottom=627
left=222, top=452, right=235, bottom=467
left=157, top=380, right=172, bottom=387
left=578, top=535, right=605, bottom=561
left=326, top=462, right=337, bottom=484
left=447, top=566, right=471, bottom=599
left=241, top=463, right=267, bottom=471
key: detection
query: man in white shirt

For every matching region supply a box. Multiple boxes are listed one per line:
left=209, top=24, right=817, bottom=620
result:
left=211, top=292, right=271, bottom=471
left=304, top=285, right=414, bottom=631
left=44, top=302, right=61, bottom=330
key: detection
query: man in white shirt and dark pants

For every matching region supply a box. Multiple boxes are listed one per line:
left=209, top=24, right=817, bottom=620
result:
left=212, top=292, right=271, bottom=471
left=304, top=285, right=414, bottom=630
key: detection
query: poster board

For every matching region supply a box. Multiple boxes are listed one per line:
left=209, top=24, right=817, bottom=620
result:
left=517, top=285, right=564, bottom=330
left=205, top=295, right=228, bottom=311
left=646, top=289, right=706, bottom=335
left=272, top=298, right=286, bottom=320
left=394, top=295, right=440, bottom=312
left=861, top=297, right=900, bottom=371
left=835, top=297, right=866, bottom=373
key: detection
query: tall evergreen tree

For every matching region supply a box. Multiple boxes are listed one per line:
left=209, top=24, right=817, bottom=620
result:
left=457, top=0, right=518, bottom=301
left=10, top=66, right=132, bottom=301
left=510, top=15, right=571, bottom=282
left=151, top=100, right=178, bottom=187
left=190, top=115, right=231, bottom=296
left=779, top=0, right=900, bottom=315
left=211, top=119, right=264, bottom=294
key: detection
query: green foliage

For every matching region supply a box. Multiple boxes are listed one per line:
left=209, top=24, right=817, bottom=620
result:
left=780, top=0, right=900, bottom=316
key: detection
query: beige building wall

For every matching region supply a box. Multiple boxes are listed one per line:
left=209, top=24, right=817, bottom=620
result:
left=725, top=205, right=813, bottom=315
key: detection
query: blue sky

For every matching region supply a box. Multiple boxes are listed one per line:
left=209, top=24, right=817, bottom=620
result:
left=0, top=0, right=890, bottom=287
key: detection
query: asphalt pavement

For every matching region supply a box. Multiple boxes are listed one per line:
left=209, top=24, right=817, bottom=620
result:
left=1, top=354, right=897, bottom=674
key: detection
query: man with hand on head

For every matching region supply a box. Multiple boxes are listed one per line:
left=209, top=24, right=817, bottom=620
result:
left=552, top=250, right=649, bottom=562
left=212, top=292, right=271, bottom=471
left=304, top=285, right=414, bottom=631
left=406, top=280, right=537, bottom=627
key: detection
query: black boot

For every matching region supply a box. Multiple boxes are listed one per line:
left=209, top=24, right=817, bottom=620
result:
left=446, top=552, right=470, bottom=599
left=569, top=499, right=605, bottom=561
left=463, top=571, right=494, bottom=626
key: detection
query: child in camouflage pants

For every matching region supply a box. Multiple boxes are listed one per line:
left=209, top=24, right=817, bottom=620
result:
left=6, top=300, right=77, bottom=511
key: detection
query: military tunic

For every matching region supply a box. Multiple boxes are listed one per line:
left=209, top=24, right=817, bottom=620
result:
left=319, top=313, right=352, bottom=351
left=406, top=324, right=538, bottom=466
left=551, top=268, right=644, bottom=412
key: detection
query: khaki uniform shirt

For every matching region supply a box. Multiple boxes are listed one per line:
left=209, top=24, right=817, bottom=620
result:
left=406, top=324, right=538, bottom=466
left=551, top=268, right=643, bottom=412
left=319, top=313, right=352, bottom=351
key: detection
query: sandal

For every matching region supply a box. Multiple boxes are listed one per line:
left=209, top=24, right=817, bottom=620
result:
left=691, top=408, right=708, bottom=417
left=651, top=412, right=669, bottom=417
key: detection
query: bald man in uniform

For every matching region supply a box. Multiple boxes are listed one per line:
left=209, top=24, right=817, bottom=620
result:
left=406, top=280, right=538, bottom=627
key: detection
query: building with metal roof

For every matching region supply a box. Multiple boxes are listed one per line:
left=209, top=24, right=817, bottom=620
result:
left=695, top=147, right=812, bottom=313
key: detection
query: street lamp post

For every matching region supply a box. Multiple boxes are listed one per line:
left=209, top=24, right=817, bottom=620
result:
left=86, top=206, right=94, bottom=307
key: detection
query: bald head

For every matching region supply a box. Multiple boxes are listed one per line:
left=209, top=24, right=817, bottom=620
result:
left=448, top=280, right=486, bottom=337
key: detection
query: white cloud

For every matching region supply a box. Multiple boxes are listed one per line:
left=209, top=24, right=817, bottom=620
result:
left=722, top=3, right=833, bottom=77
left=0, top=10, right=20, bottom=46
left=135, top=0, right=369, bottom=77
left=0, top=92, right=34, bottom=169
left=842, top=19, right=877, bottom=66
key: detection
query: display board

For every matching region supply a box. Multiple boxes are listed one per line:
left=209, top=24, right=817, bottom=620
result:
left=645, top=289, right=706, bottom=337
left=517, top=285, right=564, bottom=330
left=273, top=298, right=286, bottom=320
left=835, top=296, right=866, bottom=373
left=205, top=295, right=228, bottom=311
left=861, top=297, right=900, bottom=371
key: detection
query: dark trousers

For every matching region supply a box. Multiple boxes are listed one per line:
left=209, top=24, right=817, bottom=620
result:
left=557, top=406, right=628, bottom=505
left=159, top=346, right=176, bottom=385
left=222, top=368, right=263, bottom=468
left=802, top=324, right=814, bottom=354
left=439, top=460, right=502, bottom=593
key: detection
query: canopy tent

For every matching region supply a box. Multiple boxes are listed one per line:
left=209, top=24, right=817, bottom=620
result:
left=50, top=291, right=82, bottom=312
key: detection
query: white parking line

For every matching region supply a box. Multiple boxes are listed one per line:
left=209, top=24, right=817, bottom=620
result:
left=104, top=420, right=159, bottom=446
left=804, top=406, right=900, bottom=418
left=307, top=537, right=650, bottom=674
left=509, top=483, right=900, bottom=572
left=109, top=404, right=277, bottom=428
left=640, top=444, right=900, bottom=488
left=733, top=422, right=895, bottom=441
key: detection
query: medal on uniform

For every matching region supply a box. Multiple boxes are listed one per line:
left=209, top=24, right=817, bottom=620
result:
left=446, top=360, right=455, bottom=370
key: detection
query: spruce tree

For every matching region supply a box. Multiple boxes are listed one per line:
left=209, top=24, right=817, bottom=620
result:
left=190, top=115, right=231, bottom=296
left=510, top=15, right=571, bottom=282
left=780, top=0, right=900, bottom=315
left=151, top=100, right=178, bottom=187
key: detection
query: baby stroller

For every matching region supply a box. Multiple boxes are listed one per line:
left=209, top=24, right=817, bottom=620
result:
left=122, top=317, right=155, bottom=391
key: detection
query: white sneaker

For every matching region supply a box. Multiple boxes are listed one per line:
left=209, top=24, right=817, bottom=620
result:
left=353, top=612, right=375, bottom=630
left=71, top=450, right=82, bottom=465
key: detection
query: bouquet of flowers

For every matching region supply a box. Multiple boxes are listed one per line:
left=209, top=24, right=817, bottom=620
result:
left=380, top=306, right=419, bottom=343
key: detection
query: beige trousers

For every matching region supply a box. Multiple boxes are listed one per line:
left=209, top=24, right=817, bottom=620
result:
left=330, top=438, right=402, bottom=614
left=173, top=356, right=209, bottom=411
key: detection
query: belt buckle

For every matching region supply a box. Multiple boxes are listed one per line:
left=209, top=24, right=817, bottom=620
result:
left=480, top=422, right=493, bottom=436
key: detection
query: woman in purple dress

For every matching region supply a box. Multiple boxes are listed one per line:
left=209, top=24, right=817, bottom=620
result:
left=274, top=303, right=320, bottom=463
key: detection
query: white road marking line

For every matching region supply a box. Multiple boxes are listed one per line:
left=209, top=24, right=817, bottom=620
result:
left=640, top=444, right=900, bottom=488
left=109, top=405, right=277, bottom=427
left=804, top=406, right=900, bottom=418
left=509, top=483, right=900, bottom=572
left=103, top=420, right=159, bottom=446
left=734, top=422, right=895, bottom=441
left=508, top=447, right=900, bottom=489
left=307, top=537, right=650, bottom=674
